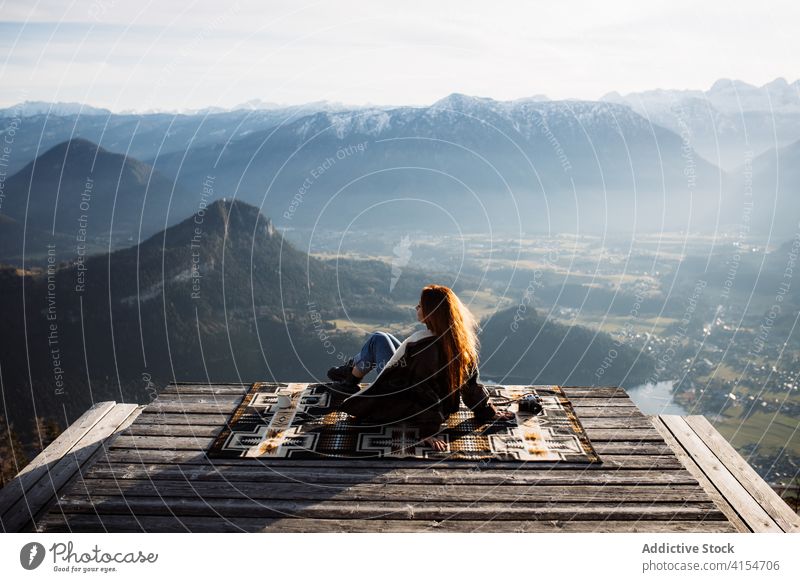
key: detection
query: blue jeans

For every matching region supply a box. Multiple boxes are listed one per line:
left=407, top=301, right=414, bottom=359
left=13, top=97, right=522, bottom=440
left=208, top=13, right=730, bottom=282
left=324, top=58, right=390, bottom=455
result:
left=352, top=331, right=402, bottom=377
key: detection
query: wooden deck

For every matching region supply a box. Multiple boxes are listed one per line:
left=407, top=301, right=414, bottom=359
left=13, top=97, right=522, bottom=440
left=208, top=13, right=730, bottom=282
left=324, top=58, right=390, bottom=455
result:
left=2, top=383, right=797, bottom=533
left=0, top=401, right=143, bottom=533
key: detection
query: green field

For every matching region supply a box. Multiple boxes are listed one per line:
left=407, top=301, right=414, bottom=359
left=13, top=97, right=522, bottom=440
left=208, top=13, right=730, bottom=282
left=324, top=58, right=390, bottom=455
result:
left=711, top=408, right=798, bottom=453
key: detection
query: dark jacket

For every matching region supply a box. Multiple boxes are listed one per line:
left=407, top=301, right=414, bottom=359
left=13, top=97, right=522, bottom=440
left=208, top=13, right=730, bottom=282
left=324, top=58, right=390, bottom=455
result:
left=339, top=334, right=498, bottom=439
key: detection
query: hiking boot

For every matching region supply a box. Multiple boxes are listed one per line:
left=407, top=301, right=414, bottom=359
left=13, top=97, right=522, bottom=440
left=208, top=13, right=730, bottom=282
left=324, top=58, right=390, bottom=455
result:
left=329, top=379, right=362, bottom=397
left=327, top=358, right=355, bottom=382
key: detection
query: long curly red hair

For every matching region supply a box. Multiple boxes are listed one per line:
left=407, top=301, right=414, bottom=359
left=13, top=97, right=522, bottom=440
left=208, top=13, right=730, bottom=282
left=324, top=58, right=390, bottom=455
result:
left=419, top=284, right=480, bottom=393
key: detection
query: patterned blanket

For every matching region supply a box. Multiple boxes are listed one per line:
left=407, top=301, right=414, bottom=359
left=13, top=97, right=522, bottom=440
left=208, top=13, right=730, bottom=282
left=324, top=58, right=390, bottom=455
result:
left=208, top=382, right=601, bottom=462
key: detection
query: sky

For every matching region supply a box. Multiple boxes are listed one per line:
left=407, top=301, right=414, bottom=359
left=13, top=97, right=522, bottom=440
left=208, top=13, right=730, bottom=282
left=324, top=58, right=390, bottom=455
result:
left=1, top=0, right=799, bottom=112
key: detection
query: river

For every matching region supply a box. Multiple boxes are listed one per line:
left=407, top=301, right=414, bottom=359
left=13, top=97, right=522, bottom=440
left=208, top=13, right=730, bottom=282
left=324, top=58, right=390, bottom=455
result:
left=625, top=380, right=689, bottom=415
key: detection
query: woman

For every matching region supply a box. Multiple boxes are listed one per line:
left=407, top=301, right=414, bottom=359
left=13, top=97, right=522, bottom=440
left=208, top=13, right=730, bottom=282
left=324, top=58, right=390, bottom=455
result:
left=326, top=284, right=514, bottom=451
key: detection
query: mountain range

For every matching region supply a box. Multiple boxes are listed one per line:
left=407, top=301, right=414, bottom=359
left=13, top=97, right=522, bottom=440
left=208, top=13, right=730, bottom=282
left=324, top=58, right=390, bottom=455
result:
left=2, top=98, right=729, bottom=237
left=146, top=94, right=726, bottom=234
left=3, top=79, right=798, bottom=238
left=0, top=101, right=361, bottom=176
left=603, top=78, right=800, bottom=170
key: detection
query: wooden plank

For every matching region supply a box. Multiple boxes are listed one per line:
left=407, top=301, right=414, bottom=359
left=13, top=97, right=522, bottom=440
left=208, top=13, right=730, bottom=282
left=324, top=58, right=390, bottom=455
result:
left=70, top=477, right=710, bottom=503
left=160, top=386, right=252, bottom=396
left=8, top=404, right=141, bottom=533
left=684, top=415, right=800, bottom=533
left=565, top=407, right=645, bottom=418
left=592, top=442, right=672, bottom=455
left=582, top=429, right=663, bottom=441
left=141, top=402, right=242, bottom=414
left=124, top=425, right=225, bottom=437
left=83, top=461, right=700, bottom=485
left=50, top=496, right=726, bottom=521
left=135, top=413, right=230, bottom=425
left=571, top=403, right=639, bottom=410
left=1, top=403, right=140, bottom=533
left=164, top=382, right=253, bottom=389
left=579, top=417, right=660, bottom=429
left=0, top=401, right=117, bottom=521
left=23, top=406, right=144, bottom=533
left=97, top=447, right=686, bottom=469
left=560, top=386, right=630, bottom=398
left=110, top=435, right=216, bottom=449
left=38, top=513, right=737, bottom=533
left=148, top=395, right=244, bottom=405
left=659, top=415, right=782, bottom=533
left=651, top=416, right=749, bottom=533
left=170, top=382, right=258, bottom=386
left=565, top=401, right=638, bottom=407
left=21, top=405, right=146, bottom=534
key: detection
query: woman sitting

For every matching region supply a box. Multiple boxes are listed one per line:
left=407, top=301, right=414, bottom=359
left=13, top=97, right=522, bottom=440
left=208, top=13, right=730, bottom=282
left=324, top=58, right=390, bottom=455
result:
left=326, top=284, right=513, bottom=451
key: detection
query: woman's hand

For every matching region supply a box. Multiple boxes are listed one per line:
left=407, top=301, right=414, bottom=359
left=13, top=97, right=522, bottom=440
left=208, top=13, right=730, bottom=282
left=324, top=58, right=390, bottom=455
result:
left=494, top=410, right=515, bottom=421
left=423, top=436, right=448, bottom=451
